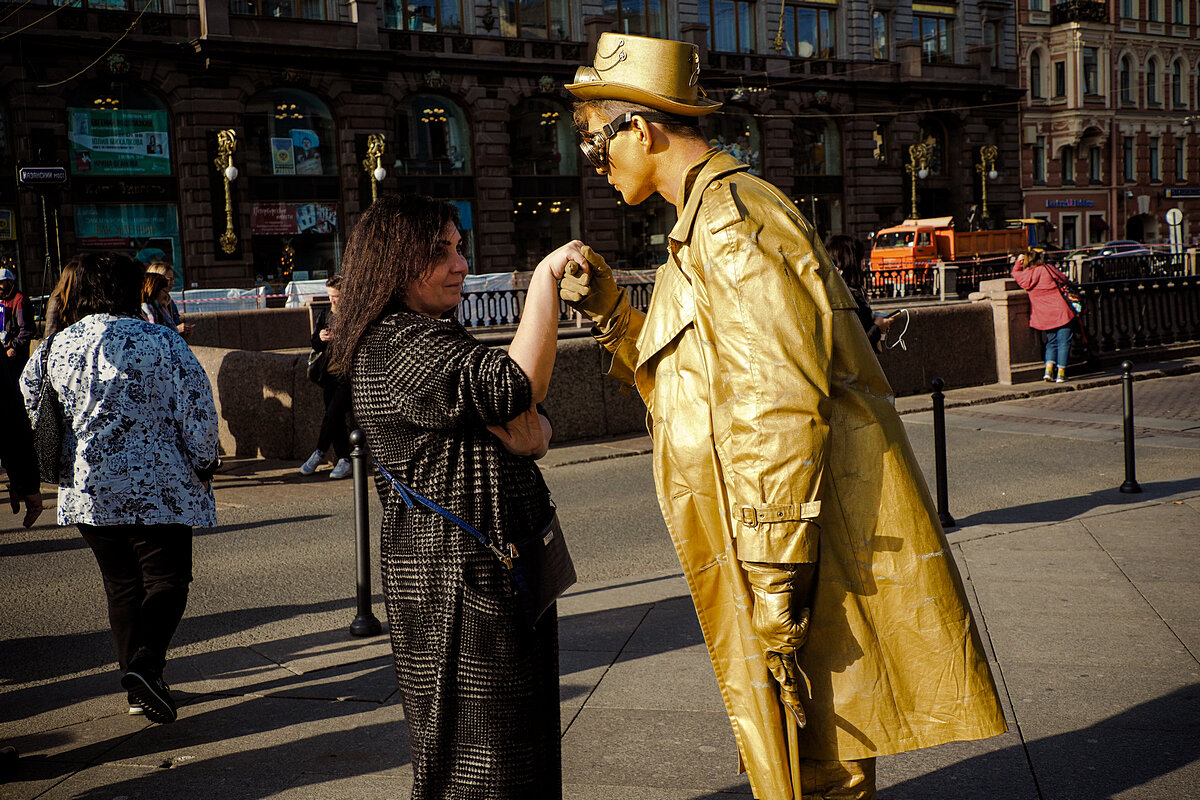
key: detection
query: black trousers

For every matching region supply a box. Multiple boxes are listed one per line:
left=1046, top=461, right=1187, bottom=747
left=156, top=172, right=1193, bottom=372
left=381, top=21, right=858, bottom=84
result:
left=78, top=523, right=193, bottom=677
left=317, top=379, right=351, bottom=460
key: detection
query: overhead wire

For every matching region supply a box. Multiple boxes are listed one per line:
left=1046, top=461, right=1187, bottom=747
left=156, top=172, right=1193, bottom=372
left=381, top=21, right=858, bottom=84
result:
left=36, top=0, right=156, bottom=88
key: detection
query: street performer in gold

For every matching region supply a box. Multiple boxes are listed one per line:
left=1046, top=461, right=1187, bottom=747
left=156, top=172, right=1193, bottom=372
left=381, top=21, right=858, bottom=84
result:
left=561, top=33, right=1007, bottom=800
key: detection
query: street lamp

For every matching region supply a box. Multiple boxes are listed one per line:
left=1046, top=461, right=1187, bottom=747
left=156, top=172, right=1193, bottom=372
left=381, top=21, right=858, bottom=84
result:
left=975, top=144, right=999, bottom=223
left=213, top=129, right=239, bottom=254
left=362, top=133, right=387, bottom=204
left=906, top=141, right=932, bottom=219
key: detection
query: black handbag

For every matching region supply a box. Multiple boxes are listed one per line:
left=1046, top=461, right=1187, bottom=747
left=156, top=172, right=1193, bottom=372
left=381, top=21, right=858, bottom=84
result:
left=374, top=459, right=576, bottom=626
left=306, top=348, right=328, bottom=384
left=30, top=335, right=64, bottom=483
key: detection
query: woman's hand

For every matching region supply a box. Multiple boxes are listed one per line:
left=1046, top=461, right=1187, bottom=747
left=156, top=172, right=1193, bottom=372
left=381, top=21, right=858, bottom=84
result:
left=319, top=328, right=332, bottom=342
left=535, top=240, right=588, bottom=281
left=487, top=406, right=551, bottom=459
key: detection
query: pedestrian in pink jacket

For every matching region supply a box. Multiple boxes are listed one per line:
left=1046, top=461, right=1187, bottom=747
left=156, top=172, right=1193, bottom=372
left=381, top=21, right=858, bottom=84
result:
left=1012, top=248, right=1076, bottom=382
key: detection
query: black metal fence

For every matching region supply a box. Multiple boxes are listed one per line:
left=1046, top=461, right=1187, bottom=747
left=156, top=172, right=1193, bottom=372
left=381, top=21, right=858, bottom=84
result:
left=456, top=280, right=654, bottom=329
left=1078, top=275, right=1200, bottom=353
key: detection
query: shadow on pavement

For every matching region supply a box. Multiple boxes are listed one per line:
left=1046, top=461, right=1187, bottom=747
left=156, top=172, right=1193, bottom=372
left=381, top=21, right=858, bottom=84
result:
left=952, top=476, right=1200, bottom=529
left=884, top=683, right=1200, bottom=800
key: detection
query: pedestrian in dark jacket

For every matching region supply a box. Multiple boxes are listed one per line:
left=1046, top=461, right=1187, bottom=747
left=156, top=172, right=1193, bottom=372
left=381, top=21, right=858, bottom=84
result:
left=1, top=268, right=35, bottom=377
left=1, top=354, right=43, bottom=528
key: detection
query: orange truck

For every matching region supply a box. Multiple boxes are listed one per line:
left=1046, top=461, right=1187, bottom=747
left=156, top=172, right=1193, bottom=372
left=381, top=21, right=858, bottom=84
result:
left=870, top=216, right=1030, bottom=271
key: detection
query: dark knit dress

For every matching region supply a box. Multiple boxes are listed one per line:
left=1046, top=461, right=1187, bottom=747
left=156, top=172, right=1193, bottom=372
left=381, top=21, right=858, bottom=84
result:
left=352, top=308, right=562, bottom=800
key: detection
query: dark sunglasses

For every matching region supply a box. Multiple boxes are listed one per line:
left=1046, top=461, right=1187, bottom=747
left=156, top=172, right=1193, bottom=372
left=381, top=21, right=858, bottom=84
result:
left=578, top=110, right=678, bottom=172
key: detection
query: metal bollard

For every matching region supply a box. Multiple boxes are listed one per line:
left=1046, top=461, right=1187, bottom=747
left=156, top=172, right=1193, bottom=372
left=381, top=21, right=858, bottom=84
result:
left=349, top=429, right=383, bottom=636
left=1119, top=362, right=1142, bottom=494
left=931, top=378, right=957, bottom=529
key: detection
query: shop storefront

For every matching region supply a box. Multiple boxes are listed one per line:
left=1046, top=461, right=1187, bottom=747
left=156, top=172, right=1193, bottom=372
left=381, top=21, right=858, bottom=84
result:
left=1033, top=194, right=1110, bottom=249
left=67, top=83, right=182, bottom=285
left=244, top=88, right=341, bottom=283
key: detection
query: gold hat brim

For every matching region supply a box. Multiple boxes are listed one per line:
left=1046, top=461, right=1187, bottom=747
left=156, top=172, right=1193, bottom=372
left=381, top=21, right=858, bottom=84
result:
left=565, top=79, right=722, bottom=117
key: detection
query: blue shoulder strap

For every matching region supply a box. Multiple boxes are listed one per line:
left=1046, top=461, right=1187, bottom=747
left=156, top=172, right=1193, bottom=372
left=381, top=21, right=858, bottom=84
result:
left=373, top=458, right=516, bottom=568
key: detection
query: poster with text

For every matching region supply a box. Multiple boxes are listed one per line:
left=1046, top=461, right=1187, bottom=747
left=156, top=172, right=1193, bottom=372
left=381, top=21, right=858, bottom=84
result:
left=271, top=138, right=296, bottom=175
left=67, top=109, right=171, bottom=176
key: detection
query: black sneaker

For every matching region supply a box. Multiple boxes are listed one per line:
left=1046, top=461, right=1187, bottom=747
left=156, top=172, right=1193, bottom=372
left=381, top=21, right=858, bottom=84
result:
left=121, top=670, right=177, bottom=724
left=127, top=691, right=146, bottom=716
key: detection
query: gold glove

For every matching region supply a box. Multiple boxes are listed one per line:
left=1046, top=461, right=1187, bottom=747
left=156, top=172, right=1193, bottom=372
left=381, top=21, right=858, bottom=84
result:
left=558, top=244, right=625, bottom=328
left=742, top=560, right=816, bottom=728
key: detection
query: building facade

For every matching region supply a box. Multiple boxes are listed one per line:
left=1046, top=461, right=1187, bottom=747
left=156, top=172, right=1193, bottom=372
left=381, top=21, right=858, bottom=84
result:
left=1018, top=0, right=1200, bottom=250
left=2, top=0, right=1021, bottom=295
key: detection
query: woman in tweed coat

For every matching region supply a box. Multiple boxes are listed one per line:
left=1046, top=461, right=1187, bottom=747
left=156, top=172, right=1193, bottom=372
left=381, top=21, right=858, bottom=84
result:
left=328, top=194, right=586, bottom=799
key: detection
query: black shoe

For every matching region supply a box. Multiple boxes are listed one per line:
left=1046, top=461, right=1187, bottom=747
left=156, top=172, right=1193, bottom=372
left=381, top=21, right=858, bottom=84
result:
left=121, top=670, right=177, bottom=724
left=127, top=691, right=146, bottom=716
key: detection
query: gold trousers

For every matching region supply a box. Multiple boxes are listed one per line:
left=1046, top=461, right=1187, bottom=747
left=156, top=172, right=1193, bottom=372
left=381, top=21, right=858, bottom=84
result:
left=799, top=758, right=877, bottom=800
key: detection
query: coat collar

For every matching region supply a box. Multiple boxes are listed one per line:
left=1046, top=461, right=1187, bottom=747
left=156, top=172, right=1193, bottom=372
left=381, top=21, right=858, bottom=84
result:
left=668, top=149, right=751, bottom=245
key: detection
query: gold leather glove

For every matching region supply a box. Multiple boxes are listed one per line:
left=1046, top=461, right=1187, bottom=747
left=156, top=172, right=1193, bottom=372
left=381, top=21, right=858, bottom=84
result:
left=558, top=244, right=625, bottom=328
left=743, top=560, right=816, bottom=728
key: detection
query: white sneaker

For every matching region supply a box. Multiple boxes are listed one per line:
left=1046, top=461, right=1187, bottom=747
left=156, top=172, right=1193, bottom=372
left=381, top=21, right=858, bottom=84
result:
left=329, top=458, right=351, bottom=480
left=299, top=450, right=324, bottom=475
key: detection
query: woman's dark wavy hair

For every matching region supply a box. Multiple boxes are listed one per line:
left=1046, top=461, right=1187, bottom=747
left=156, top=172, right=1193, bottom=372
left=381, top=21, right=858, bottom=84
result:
left=49, top=257, right=87, bottom=330
left=74, top=252, right=145, bottom=319
left=327, top=193, right=461, bottom=375
left=824, top=234, right=866, bottom=291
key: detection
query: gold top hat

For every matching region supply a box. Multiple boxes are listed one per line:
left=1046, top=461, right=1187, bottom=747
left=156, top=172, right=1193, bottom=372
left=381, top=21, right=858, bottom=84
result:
left=566, top=33, right=721, bottom=117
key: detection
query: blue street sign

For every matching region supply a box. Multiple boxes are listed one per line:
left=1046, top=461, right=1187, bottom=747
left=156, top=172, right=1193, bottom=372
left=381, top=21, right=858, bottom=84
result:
left=17, top=167, right=68, bottom=186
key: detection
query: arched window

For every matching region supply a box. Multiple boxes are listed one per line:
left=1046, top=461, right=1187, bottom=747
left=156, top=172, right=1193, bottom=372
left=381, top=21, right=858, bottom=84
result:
left=509, top=98, right=580, bottom=270
left=66, top=84, right=183, bottom=276
left=243, top=89, right=341, bottom=283
left=395, top=94, right=471, bottom=175
left=67, top=84, right=172, bottom=177
left=703, top=106, right=762, bottom=175
left=1147, top=59, right=1159, bottom=105
left=1120, top=56, right=1133, bottom=104
left=394, top=94, right=476, bottom=268
left=1172, top=59, right=1185, bottom=107
left=793, top=117, right=841, bottom=176
left=245, top=89, right=337, bottom=177
left=1030, top=51, right=1043, bottom=99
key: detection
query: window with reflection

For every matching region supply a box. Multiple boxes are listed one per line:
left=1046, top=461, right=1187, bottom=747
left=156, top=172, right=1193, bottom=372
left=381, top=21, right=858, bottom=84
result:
left=67, top=84, right=172, bottom=177
left=601, top=0, right=667, bottom=38
left=871, top=11, right=889, bottom=60
left=381, top=0, right=463, bottom=30
left=703, top=107, right=761, bottom=174
left=230, top=0, right=331, bottom=19
left=245, top=89, right=337, bottom=177
left=1030, top=51, right=1043, bottom=99
left=698, top=1, right=756, bottom=54
left=1147, top=59, right=1159, bottom=105
left=782, top=3, right=836, bottom=59
left=1119, top=56, right=1133, bottom=104
left=499, top=0, right=570, bottom=39
left=1171, top=60, right=1184, bottom=107
left=36, top=0, right=176, bottom=9
left=793, top=117, right=841, bottom=175
left=509, top=99, right=578, bottom=175
left=1083, top=47, right=1098, bottom=95
left=1060, top=145, right=1076, bottom=184
left=913, top=13, right=953, bottom=65
left=395, top=94, right=472, bottom=175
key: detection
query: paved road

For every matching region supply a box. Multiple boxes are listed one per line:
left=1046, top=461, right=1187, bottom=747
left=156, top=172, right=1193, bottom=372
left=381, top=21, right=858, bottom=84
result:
left=2, top=371, right=1198, bottom=799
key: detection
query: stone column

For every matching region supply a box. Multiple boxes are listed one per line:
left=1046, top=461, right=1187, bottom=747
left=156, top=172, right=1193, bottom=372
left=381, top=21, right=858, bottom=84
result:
left=198, top=0, right=230, bottom=38
left=349, top=0, right=380, bottom=49
left=971, top=278, right=1042, bottom=384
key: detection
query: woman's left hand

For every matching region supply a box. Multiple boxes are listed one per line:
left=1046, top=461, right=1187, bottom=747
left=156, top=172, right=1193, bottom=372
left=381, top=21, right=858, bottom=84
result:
left=487, top=406, right=550, bottom=459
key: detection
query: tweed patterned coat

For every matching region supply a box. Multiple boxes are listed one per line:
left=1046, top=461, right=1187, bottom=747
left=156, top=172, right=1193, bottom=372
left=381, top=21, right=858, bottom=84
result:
left=352, top=307, right=561, bottom=800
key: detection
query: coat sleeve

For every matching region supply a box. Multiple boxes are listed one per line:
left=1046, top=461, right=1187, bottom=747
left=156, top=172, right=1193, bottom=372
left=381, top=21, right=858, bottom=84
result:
left=694, top=187, right=832, bottom=565
left=1011, top=263, right=1036, bottom=289
left=593, top=293, right=645, bottom=386
left=169, top=334, right=220, bottom=474
left=384, top=323, right=532, bottom=430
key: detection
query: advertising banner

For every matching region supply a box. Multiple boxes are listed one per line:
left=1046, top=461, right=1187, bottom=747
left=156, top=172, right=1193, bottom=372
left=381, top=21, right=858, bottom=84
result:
left=290, top=129, right=323, bottom=175
left=68, top=109, right=171, bottom=176
left=271, top=138, right=296, bottom=175
left=75, top=204, right=180, bottom=266
left=251, top=202, right=338, bottom=235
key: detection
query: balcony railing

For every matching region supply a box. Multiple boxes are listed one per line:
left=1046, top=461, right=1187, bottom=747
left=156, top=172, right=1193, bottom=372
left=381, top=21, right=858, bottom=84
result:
left=1051, top=0, right=1108, bottom=25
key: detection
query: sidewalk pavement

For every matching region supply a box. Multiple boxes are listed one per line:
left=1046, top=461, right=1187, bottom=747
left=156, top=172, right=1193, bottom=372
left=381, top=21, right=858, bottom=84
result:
left=3, top=365, right=1199, bottom=800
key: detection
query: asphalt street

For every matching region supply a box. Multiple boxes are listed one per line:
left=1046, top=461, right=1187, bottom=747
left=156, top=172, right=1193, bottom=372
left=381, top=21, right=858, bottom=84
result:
left=2, top=368, right=1198, bottom=799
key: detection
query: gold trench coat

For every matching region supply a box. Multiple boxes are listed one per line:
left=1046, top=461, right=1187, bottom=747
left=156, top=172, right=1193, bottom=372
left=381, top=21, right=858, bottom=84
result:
left=593, top=151, right=1007, bottom=800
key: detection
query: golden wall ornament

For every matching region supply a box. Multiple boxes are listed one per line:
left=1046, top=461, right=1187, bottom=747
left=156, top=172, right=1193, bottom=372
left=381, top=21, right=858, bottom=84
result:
left=362, top=133, right=387, bottom=204
left=213, top=129, right=239, bottom=254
